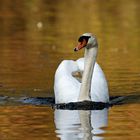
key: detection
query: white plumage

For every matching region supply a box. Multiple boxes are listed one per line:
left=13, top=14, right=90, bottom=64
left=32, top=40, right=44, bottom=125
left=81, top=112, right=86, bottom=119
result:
left=54, top=58, right=109, bottom=103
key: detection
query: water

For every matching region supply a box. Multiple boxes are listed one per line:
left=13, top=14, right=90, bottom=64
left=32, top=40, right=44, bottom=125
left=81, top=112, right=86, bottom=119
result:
left=0, top=0, right=140, bottom=139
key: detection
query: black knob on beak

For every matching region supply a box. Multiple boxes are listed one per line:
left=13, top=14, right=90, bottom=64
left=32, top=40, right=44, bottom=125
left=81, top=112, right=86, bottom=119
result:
left=74, top=48, right=78, bottom=52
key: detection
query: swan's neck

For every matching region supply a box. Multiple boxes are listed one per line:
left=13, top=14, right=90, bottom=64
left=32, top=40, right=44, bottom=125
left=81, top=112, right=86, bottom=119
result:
left=78, top=46, right=98, bottom=101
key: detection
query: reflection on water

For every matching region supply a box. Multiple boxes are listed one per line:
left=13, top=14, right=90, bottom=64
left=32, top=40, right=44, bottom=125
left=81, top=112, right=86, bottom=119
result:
left=55, top=109, right=108, bottom=140
left=0, top=0, right=140, bottom=140
left=0, top=104, right=139, bottom=140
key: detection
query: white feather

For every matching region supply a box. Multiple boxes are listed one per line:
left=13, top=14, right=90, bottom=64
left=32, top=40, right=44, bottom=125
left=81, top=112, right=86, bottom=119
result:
left=54, top=58, right=109, bottom=103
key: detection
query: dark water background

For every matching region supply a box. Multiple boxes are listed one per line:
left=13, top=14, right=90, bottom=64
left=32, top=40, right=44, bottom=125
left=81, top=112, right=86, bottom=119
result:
left=0, top=0, right=139, bottom=139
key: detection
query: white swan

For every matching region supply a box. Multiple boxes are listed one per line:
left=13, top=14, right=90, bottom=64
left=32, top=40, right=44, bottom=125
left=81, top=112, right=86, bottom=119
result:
left=54, top=33, right=109, bottom=103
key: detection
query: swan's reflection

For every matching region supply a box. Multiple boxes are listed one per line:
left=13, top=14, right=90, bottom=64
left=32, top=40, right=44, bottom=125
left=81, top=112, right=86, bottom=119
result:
left=54, top=108, right=108, bottom=140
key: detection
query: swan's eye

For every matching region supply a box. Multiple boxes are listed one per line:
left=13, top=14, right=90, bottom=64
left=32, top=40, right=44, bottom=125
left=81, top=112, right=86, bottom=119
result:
left=78, top=36, right=91, bottom=43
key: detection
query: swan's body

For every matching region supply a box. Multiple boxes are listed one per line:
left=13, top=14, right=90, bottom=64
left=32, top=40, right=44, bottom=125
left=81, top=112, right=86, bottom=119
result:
left=54, top=33, right=109, bottom=103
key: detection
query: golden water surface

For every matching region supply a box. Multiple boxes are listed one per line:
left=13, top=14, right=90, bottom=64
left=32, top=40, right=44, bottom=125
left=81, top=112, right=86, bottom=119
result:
left=0, top=0, right=139, bottom=140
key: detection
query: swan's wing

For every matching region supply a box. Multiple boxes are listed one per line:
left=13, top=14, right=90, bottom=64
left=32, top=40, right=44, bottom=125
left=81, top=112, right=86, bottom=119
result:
left=54, top=60, right=81, bottom=103
left=91, top=63, right=109, bottom=102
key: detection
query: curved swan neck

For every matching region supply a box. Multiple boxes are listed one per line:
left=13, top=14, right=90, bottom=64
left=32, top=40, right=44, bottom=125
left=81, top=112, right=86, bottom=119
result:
left=78, top=45, right=98, bottom=101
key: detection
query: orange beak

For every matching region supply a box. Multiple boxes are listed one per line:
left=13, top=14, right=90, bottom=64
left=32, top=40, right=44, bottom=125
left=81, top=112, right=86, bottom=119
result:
left=74, top=39, right=87, bottom=52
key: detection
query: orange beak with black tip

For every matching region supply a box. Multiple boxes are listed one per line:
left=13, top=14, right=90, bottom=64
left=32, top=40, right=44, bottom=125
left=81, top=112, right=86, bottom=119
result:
left=74, top=39, right=87, bottom=52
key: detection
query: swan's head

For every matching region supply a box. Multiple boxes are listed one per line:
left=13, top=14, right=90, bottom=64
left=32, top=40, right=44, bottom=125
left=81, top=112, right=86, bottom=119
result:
left=74, top=33, right=98, bottom=51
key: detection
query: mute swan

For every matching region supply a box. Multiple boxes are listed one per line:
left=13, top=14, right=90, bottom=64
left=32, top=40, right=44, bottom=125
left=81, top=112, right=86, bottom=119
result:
left=54, top=33, right=109, bottom=103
